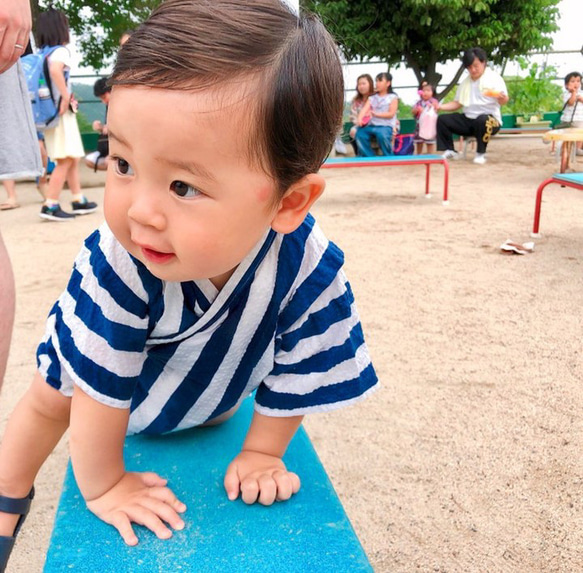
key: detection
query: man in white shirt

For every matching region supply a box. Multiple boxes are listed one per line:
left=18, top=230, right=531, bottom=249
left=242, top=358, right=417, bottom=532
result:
left=436, top=47, right=509, bottom=165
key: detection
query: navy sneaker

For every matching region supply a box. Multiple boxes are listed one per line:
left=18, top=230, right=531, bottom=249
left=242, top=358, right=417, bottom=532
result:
left=71, top=198, right=98, bottom=215
left=39, top=204, right=76, bottom=222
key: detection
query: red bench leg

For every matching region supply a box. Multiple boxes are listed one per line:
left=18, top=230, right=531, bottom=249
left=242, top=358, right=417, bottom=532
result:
left=442, top=160, right=449, bottom=204
left=425, top=164, right=431, bottom=195
left=532, top=178, right=556, bottom=236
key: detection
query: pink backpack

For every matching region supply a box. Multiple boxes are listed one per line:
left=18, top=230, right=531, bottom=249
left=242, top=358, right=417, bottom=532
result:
left=418, top=106, right=437, bottom=140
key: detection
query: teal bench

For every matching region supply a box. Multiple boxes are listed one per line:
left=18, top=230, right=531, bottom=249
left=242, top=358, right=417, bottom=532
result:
left=322, top=154, right=450, bottom=204
left=44, top=398, right=372, bottom=572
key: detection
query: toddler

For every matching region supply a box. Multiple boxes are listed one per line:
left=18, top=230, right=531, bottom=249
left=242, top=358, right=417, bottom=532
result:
left=0, top=0, right=378, bottom=567
left=412, top=81, right=439, bottom=154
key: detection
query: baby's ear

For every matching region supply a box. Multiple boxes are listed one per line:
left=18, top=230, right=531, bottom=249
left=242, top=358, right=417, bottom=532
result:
left=270, top=173, right=325, bottom=234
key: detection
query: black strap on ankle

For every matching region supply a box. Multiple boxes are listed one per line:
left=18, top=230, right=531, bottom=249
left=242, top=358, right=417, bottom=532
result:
left=0, top=488, right=34, bottom=517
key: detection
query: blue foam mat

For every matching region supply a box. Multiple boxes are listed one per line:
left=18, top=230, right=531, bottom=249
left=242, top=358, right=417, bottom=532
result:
left=44, top=399, right=372, bottom=572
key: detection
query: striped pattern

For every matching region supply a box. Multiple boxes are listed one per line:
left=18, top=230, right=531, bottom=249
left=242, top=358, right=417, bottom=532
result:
left=37, top=215, right=378, bottom=435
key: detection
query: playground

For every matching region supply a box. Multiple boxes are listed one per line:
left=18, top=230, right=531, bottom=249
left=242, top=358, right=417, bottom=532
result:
left=1, top=135, right=582, bottom=571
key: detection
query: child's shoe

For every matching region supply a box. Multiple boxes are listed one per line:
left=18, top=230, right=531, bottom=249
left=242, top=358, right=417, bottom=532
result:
left=71, top=197, right=98, bottom=215
left=40, top=204, right=76, bottom=221
left=473, top=153, right=487, bottom=165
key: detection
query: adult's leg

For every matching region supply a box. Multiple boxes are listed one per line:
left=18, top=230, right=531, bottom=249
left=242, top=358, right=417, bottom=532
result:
left=436, top=113, right=473, bottom=151
left=373, top=126, right=394, bottom=156
left=65, top=157, right=82, bottom=195
left=0, top=232, right=14, bottom=393
left=355, top=126, right=376, bottom=157
left=0, top=371, right=71, bottom=536
left=471, top=114, right=501, bottom=154
left=37, top=139, right=48, bottom=199
left=45, top=157, right=73, bottom=202
left=1, top=181, right=17, bottom=206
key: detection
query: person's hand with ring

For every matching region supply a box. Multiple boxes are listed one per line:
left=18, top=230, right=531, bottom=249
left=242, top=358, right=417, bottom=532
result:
left=0, top=0, right=31, bottom=74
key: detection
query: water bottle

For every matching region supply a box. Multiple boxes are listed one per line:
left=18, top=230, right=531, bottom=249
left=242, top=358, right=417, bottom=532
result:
left=38, top=79, right=51, bottom=100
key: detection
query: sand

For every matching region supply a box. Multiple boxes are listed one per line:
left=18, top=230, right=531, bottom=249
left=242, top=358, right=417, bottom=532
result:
left=1, top=137, right=582, bottom=572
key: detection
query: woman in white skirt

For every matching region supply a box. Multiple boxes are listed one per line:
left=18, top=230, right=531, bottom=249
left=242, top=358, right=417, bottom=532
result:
left=37, top=9, right=97, bottom=221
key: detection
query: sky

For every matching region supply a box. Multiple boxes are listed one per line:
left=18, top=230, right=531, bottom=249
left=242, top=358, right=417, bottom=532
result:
left=69, top=0, right=582, bottom=105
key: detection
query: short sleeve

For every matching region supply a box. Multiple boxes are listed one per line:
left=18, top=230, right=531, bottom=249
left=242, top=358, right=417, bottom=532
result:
left=255, top=232, right=378, bottom=416
left=454, top=83, right=462, bottom=102
left=37, top=224, right=156, bottom=408
left=48, top=46, right=71, bottom=69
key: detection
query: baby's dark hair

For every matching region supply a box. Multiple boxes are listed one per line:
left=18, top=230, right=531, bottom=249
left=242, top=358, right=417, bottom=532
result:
left=462, top=47, right=487, bottom=68
left=111, top=0, right=344, bottom=196
left=93, top=77, right=112, bottom=98
left=564, top=71, right=582, bottom=85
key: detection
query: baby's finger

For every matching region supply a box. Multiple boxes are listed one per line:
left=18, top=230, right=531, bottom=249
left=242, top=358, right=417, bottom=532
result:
left=110, top=511, right=139, bottom=546
left=140, top=497, right=185, bottom=531
left=224, top=463, right=241, bottom=501
left=273, top=471, right=294, bottom=501
left=257, top=474, right=277, bottom=506
left=140, top=472, right=168, bottom=487
left=240, top=477, right=260, bottom=505
left=128, top=505, right=173, bottom=540
left=289, top=472, right=301, bottom=494
left=147, top=486, right=187, bottom=513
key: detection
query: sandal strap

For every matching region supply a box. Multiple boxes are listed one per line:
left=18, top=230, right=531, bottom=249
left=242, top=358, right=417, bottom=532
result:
left=0, top=488, right=34, bottom=517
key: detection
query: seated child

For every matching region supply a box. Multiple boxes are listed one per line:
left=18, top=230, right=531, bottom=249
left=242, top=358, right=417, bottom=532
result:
left=560, top=71, right=583, bottom=156
left=355, top=72, right=399, bottom=156
left=84, top=77, right=111, bottom=172
left=348, top=74, right=374, bottom=154
left=0, top=0, right=379, bottom=567
left=412, top=81, right=439, bottom=154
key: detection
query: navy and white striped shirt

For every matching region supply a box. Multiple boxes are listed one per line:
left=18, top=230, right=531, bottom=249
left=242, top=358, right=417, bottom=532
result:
left=37, top=214, right=378, bottom=435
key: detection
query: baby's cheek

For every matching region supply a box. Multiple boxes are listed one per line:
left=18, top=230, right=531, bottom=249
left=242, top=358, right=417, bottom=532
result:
left=255, top=184, right=275, bottom=204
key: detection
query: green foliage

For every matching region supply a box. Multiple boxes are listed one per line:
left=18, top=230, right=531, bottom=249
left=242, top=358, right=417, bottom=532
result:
left=75, top=109, right=93, bottom=133
left=37, top=0, right=162, bottom=70
left=503, top=58, right=562, bottom=119
left=303, top=0, right=560, bottom=99
left=398, top=100, right=413, bottom=119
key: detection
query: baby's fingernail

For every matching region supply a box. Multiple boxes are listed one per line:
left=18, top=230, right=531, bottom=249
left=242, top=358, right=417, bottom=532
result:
left=228, top=491, right=236, bottom=501
left=175, top=520, right=185, bottom=530
left=176, top=502, right=187, bottom=512
left=160, top=530, right=172, bottom=539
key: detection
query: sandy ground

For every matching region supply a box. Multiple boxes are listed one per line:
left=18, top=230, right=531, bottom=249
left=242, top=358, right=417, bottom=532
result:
left=1, top=138, right=582, bottom=572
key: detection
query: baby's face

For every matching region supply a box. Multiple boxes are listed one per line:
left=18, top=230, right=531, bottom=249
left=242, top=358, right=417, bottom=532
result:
left=104, top=85, right=279, bottom=289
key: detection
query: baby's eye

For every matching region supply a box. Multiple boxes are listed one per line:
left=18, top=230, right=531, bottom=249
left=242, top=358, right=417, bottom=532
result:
left=114, top=157, right=134, bottom=176
left=170, top=180, right=201, bottom=198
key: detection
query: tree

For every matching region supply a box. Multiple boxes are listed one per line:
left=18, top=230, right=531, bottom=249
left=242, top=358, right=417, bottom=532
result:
left=301, top=0, right=561, bottom=99
left=34, top=0, right=161, bottom=70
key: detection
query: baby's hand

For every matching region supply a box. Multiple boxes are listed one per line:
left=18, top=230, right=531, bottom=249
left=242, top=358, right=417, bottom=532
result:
left=224, top=450, right=300, bottom=505
left=86, top=471, right=187, bottom=545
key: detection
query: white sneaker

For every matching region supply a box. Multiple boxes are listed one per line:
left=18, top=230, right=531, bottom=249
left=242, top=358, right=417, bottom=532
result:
left=442, top=149, right=460, bottom=160
left=473, top=154, right=487, bottom=165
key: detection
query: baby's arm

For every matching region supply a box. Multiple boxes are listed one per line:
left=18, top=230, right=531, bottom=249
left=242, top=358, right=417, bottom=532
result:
left=224, top=412, right=303, bottom=505
left=69, top=386, right=186, bottom=545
